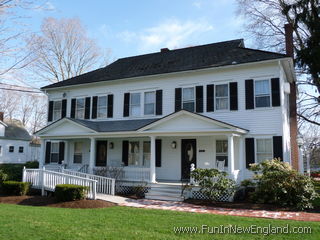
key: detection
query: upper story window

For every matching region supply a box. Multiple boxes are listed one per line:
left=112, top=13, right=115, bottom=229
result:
left=130, top=93, right=141, bottom=117
left=97, top=96, right=107, bottom=118
left=215, top=84, right=229, bottom=110
left=144, top=91, right=155, bottom=115
left=76, top=98, right=85, bottom=119
left=256, top=138, right=272, bottom=163
left=255, top=80, right=271, bottom=108
left=9, top=146, right=14, bottom=153
left=182, top=87, right=195, bottom=112
left=53, top=100, right=62, bottom=121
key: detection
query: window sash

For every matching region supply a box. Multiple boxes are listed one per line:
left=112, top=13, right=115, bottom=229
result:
left=128, top=141, right=140, bottom=166
left=97, top=96, right=108, bottom=118
left=255, top=80, right=271, bottom=108
left=144, top=92, right=155, bottom=115
left=215, top=84, right=229, bottom=110
left=19, top=147, right=24, bottom=153
left=216, top=140, right=228, bottom=167
left=53, top=100, right=62, bottom=121
left=256, top=139, right=273, bottom=163
left=50, top=142, right=59, bottom=163
left=130, top=93, right=141, bottom=116
left=9, top=146, right=14, bottom=152
left=76, top=98, right=85, bottom=119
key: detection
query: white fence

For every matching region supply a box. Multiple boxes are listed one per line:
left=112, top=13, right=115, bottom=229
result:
left=61, top=169, right=115, bottom=195
left=23, top=168, right=98, bottom=199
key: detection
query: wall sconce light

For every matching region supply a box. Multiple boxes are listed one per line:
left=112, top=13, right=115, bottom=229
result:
left=171, top=141, right=177, bottom=149
left=109, top=142, right=114, bottom=149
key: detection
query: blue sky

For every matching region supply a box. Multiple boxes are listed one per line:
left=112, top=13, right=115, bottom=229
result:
left=27, top=0, right=244, bottom=59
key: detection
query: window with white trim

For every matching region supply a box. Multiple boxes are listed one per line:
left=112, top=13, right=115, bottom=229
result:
left=97, top=96, right=108, bottom=118
left=144, top=91, right=155, bottom=115
left=75, top=98, right=85, bottom=119
left=182, top=87, right=195, bottom=112
left=73, top=142, right=83, bottom=164
left=53, top=100, right=62, bottom=121
left=143, top=141, right=150, bottom=167
left=255, top=80, right=271, bottom=108
left=215, top=84, right=229, bottom=110
left=216, top=140, right=228, bottom=167
left=256, top=138, right=273, bottom=163
left=128, top=141, right=140, bottom=166
left=130, top=93, right=141, bottom=117
left=50, top=142, right=59, bottom=163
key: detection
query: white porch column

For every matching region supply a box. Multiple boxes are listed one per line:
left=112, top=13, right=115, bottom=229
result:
left=150, top=136, right=156, bottom=183
left=64, top=140, right=69, bottom=167
left=89, top=138, right=96, bottom=174
left=238, top=136, right=245, bottom=180
left=39, top=138, right=45, bottom=169
left=228, top=135, right=235, bottom=178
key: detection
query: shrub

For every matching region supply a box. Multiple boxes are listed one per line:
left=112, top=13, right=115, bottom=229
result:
left=25, top=161, right=39, bottom=169
left=191, top=168, right=236, bottom=202
left=0, top=170, right=8, bottom=184
left=0, top=164, right=24, bottom=181
left=55, top=184, right=89, bottom=202
left=1, top=181, right=30, bottom=195
left=245, top=159, right=319, bottom=210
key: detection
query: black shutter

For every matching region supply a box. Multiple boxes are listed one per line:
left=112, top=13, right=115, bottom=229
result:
left=70, top=98, right=76, bottom=118
left=48, top=101, right=53, bottom=122
left=156, top=139, right=162, bottom=167
left=175, top=88, right=182, bottom=112
left=245, top=138, right=255, bottom=168
left=58, top=142, right=65, bottom=164
left=229, top=82, right=238, bottom=110
left=245, top=79, right=254, bottom=109
left=206, top=84, right=214, bottom=112
left=271, top=78, right=281, bottom=107
left=84, top=97, right=91, bottom=119
left=273, top=136, right=283, bottom=161
left=61, top=99, right=67, bottom=118
left=45, top=141, right=51, bottom=164
left=123, top=93, right=130, bottom=117
left=196, top=86, right=203, bottom=113
left=91, top=96, right=98, bottom=119
left=122, top=141, right=129, bottom=166
left=107, top=94, right=114, bottom=118
left=156, top=90, right=163, bottom=115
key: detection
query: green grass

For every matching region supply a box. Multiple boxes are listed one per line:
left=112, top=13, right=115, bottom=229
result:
left=0, top=204, right=319, bottom=240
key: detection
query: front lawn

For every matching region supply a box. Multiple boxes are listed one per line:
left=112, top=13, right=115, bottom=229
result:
left=0, top=204, right=318, bottom=240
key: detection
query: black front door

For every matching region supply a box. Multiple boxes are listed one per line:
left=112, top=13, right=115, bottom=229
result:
left=96, top=140, right=108, bottom=166
left=181, top=139, right=196, bottom=181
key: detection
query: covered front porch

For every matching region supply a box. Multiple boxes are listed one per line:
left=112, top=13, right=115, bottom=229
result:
left=36, top=111, right=248, bottom=184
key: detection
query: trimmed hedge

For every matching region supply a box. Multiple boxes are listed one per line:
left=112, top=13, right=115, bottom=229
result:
left=55, top=184, right=89, bottom=202
left=1, top=181, right=30, bottom=196
left=0, top=164, right=24, bottom=181
left=25, top=161, right=39, bottom=169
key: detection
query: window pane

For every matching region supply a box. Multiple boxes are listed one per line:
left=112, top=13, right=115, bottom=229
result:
left=143, top=141, right=150, bottom=167
left=216, top=84, right=228, bottom=97
left=76, top=98, right=85, bottom=109
left=98, top=108, right=107, bottom=118
left=256, top=139, right=272, bottom=163
left=216, top=140, right=228, bottom=153
left=255, top=80, right=270, bottom=95
left=51, top=153, right=58, bottom=163
left=98, top=96, right=107, bottom=108
left=131, top=106, right=141, bottom=116
left=255, top=96, right=270, bottom=107
left=144, top=92, right=155, bottom=104
left=53, top=101, right=62, bottom=110
left=216, top=98, right=228, bottom=110
left=144, top=103, right=154, bottom=115
left=51, top=143, right=59, bottom=153
left=128, top=141, right=139, bottom=166
left=182, top=102, right=194, bottom=112
left=74, top=142, right=82, bottom=153
left=183, top=87, right=194, bottom=101
left=76, top=109, right=84, bottom=119
left=131, top=93, right=140, bottom=105
left=257, top=153, right=272, bottom=163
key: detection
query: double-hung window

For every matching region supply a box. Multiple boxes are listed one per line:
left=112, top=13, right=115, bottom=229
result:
left=128, top=141, right=140, bottom=166
left=50, top=142, right=59, bottom=163
left=19, top=146, right=24, bottom=153
left=216, top=140, right=228, bottom=167
left=76, top=98, right=85, bottom=119
left=130, top=93, right=141, bottom=117
left=144, top=91, right=155, bottom=115
left=97, top=96, right=108, bottom=118
left=256, top=138, right=273, bottom=163
left=143, top=141, right=151, bottom=167
left=255, top=80, right=271, bottom=108
left=182, top=87, right=195, bottom=112
left=9, top=146, right=14, bottom=153
left=73, top=142, right=83, bottom=164
left=53, top=100, right=62, bottom=121
left=215, top=84, right=229, bottom=110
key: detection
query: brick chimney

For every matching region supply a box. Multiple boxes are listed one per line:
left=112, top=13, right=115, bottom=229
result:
left=0, top=112, right=3, bottom=122
left=161, top=48, right=170, bottom=52
left=285, top=23, right=299, bottom=170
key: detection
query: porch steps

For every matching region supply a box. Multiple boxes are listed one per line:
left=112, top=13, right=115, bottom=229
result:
left=145, top=183, right=184, bottom=202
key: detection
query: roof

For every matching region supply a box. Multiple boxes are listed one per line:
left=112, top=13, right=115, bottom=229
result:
left=0, top=123, right=31, bottom=141
left=42, top=39, right=288, bottom=90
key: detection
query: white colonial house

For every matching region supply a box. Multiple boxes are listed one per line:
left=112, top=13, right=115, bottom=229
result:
left=36, top=33, right=299, bottom=200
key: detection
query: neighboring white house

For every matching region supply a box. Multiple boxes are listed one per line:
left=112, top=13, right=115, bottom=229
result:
left=0, top=112, right=40, bottom=164
left=36, top=34, right=299, bottom=199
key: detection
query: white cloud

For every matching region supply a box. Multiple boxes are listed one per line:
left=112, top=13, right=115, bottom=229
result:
left=118, top=18, right=214, bottom=53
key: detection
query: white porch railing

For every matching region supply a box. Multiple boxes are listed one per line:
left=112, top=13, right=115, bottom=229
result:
left=23, top=167, right=97, bottom=199
left=61, top=169, right=115, bottom=195
left=121, top=167, right=150, bottom=182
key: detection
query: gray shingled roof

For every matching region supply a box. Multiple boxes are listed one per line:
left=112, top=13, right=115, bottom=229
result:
left=70, top=118, right=158, bottom=132
left=41, top=39, right=287, bottom=90
left=0, top=123, right=31, bottom=141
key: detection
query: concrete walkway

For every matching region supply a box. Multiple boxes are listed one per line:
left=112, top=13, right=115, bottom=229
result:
left=97, top=195, right=320, bottom=222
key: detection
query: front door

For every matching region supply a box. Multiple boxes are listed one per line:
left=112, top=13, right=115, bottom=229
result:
left=96, top=140, right=108, bottom=166
left=181, top=139, right=196, bottom=181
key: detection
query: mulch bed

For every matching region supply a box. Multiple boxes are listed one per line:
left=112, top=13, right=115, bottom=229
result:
left=184, top=199, right=320, bottom=213
left=0, top=195, right=116, bottom=209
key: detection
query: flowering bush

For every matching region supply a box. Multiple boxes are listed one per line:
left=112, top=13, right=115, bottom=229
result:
left=243, top=159, right=319, bottom=210
left=191, top=168, right=236, bottom=202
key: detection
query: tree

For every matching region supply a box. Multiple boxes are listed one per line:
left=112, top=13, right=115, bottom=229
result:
left=27, top=17, right=107, bottom=83
left=236, top=0, right=320, bottom=126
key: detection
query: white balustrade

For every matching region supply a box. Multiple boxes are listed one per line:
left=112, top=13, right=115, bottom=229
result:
left=121, top=167, right=150, bottom=182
